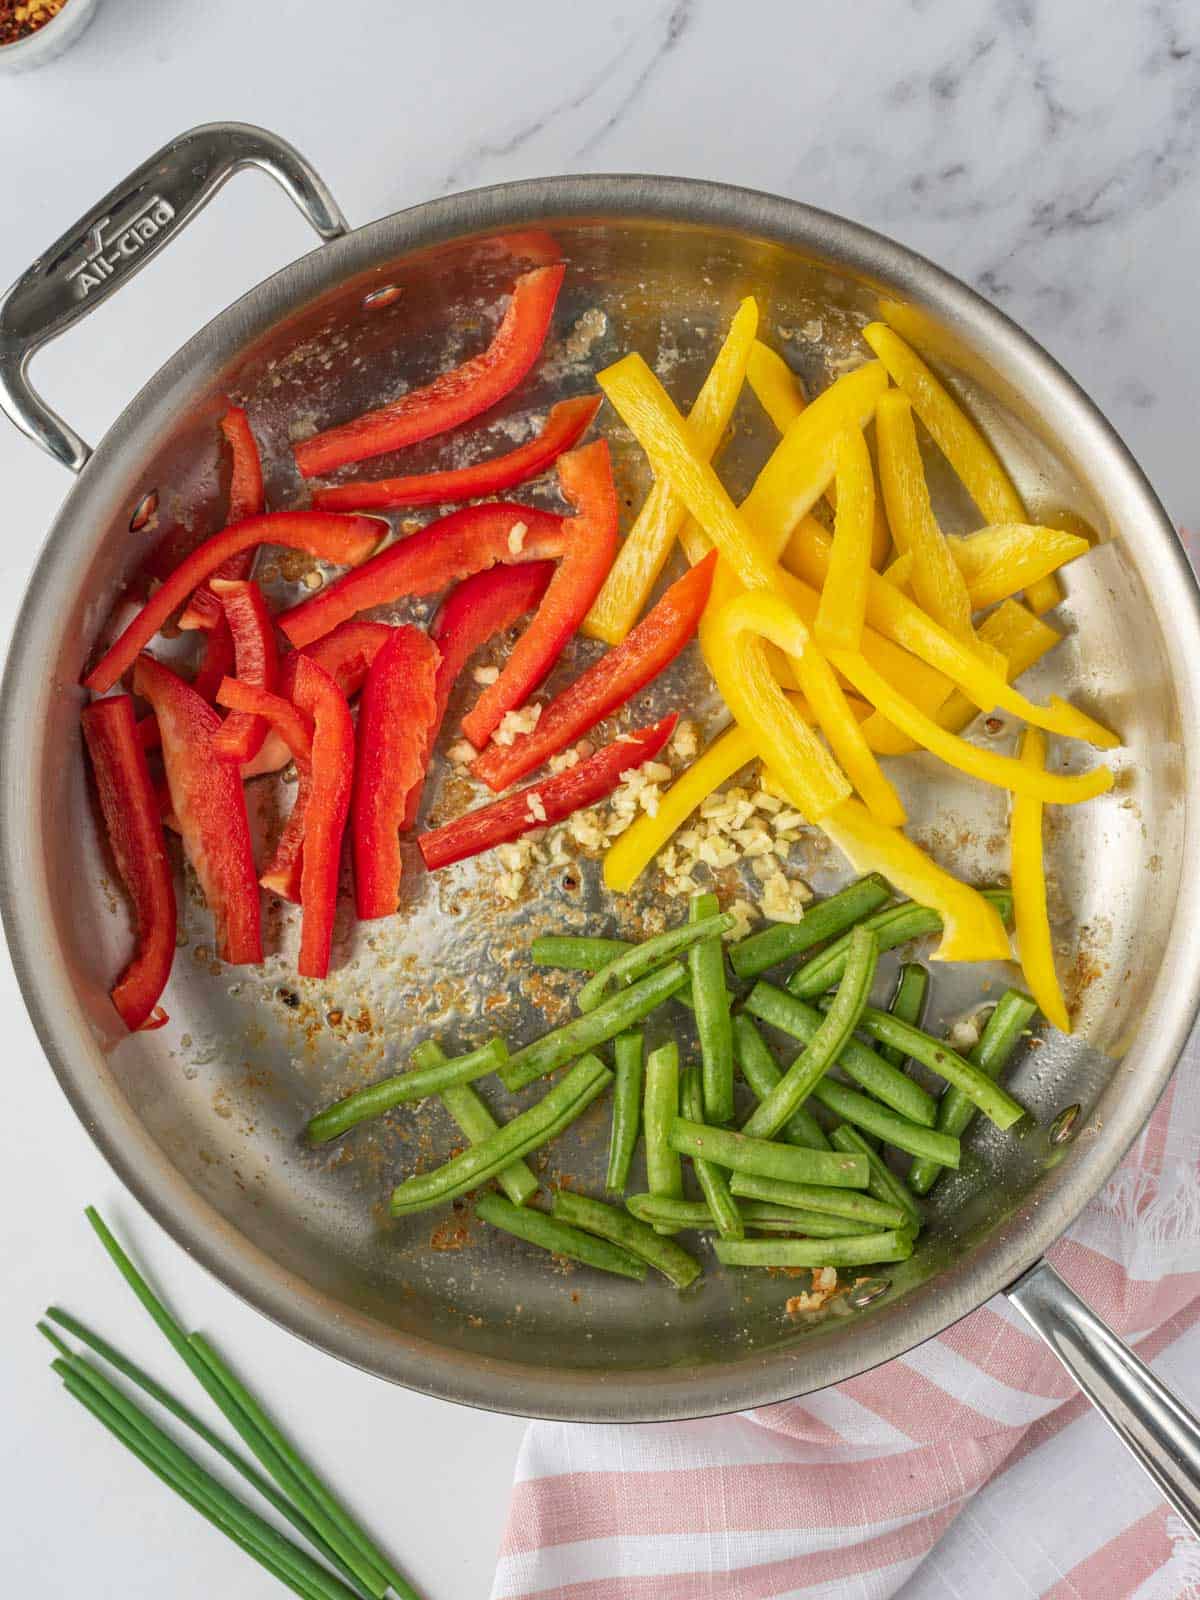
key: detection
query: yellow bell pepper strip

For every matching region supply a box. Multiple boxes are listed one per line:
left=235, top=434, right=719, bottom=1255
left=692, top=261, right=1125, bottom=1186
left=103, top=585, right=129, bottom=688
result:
left=597, top=350, right=954, bottom=759
left=862, top=597, right=1059, bottom=756
left=827, top=646, right=1113, bottom=805
left=710, top=591, right=904, bottom=826
left=784, top=518, right=1119, bottom=749
left=604, top=722, right=756, bottom=892
left=582, top=298, right=758, bottom=644
left=598, top=352, right=780, bottom=591
left=875, top=389, right=975, bottom=641
left=746, top=339, right=806, bottom=432
left=817, top=797, right=1011, bottom=963
left=702, top=602, right=851, bottom=822
left=1011, top=728, right=1072, bottom=1032
left=748, top=342, right=892, bottom=568
left=881, top=550, right=913, bottom=589
left=815, top=428, right=875, bottom=653
left=740, top=360, right=889, bottom=563
left=948, top=523, right=1090, bottom=611
left=863, top=319, right=1062, bottom=616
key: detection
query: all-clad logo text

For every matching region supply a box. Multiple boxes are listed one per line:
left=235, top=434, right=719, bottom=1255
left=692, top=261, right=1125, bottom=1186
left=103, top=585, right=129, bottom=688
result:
left=67, top=196, right=176, bottom=297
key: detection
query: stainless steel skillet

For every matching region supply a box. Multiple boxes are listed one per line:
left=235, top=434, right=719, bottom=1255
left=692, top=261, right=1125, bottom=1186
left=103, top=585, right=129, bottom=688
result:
left=2, top=123, right=1199, bottom=1525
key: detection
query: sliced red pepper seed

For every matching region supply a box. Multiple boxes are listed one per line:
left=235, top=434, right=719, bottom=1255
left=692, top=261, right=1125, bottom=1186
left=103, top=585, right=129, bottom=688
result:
left=311, top=395, right=601, bottom=511
left=461, top=439, right=619, bottom=749
left=132, top=654, right=262, bottom=966
left=84, top=512, right=382, bottom=695
left=289, top=656, right=355, bottom=979
left=351, top=626, right=440, bottom=920
left=208, top=579, right=280, bottom=764
left=81, top=694, right=177, bottom=1031
left=473, top=551, right=717, bottom=793
left=419, top=715, right=677, bottom=872
left=179, top=406, right=267, bottom=631
left=294, top=264, right=566, bottom=478
left=401, top=561, right=554, bottom=829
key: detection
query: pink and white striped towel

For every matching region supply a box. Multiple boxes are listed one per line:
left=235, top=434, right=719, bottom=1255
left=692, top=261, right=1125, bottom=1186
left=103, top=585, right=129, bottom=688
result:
left=492, top=539, right=1200, bottom=1600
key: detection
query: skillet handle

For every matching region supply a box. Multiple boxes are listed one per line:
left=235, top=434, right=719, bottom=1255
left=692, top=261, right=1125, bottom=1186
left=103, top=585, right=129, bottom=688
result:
left=1007, top=1258, right=1200, bottom=1535
left=0, top=121, right=348, bottom=473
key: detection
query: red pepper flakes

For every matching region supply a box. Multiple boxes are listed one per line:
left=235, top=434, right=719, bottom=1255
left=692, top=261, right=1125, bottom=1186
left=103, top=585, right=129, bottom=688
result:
left=0, top=0, right=67, bottom=44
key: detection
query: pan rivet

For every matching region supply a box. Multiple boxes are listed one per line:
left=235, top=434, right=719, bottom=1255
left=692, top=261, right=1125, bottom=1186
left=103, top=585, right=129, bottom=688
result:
left=129, top=490, right=159, bottom=532
left=363, top=283, right=402, bottom=310
left=1050, top=1103, right=1082, bottom=1145
left=847, top=1277, right=891, bottom=1309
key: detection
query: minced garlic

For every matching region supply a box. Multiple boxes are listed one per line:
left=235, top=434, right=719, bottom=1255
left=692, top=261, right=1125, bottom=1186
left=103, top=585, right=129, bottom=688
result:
left=507, top=520, right=529, bottom=555
left=493, top=703, right=542, bottom=746
left=473, top=665, right=500, bottom=686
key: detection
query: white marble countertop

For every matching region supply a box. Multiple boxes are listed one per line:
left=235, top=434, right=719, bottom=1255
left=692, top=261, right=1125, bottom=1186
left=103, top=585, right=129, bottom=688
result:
left=2, top=2, right=1197, bottom=1595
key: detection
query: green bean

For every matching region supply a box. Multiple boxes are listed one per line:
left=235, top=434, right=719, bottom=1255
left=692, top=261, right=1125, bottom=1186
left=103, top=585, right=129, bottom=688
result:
left=732, top=1014, right=832, bottom=1150
left=577, top=912, right=734, bottom=1012
left=851, top=1006, right=1026, bottom=1130
left=644, top=1042, right=684, bottom=1208
left=306, top=1037, right=508, bottom=1144
left=879, top=963, right=929, bottom=1068
left=728, top=1172, right=908, bottom=1229
left=828, top=1125, right=921, bottom=1226
left=714, top=1231, right=915, bottom=1268
left=680, top=1063, right=743, bottom=1239
left=501, top=962, right=688, bottom=1091
left=625, top=1194, right=868, bottom=1237
left=605, top=1031, right=644, bottom=1193
left=412, top=1041, right=537, bottom=1207
left=728, top=874, right=892, bottom=980
left=743, top=983, right=937, bottom=1127
left=742, top=927, right=878, bottom=1139
left=688, top=893, right=735, bottom=1123
left=390, top=1056, right=612, bottom=1215
left=552, top=1191, right=701, bottom=1288
left=668, top=1119, right=868, bottom=1188
left=909, top=989, right=1039, bottom=1194
left=786, top=889, right=1012, bottom=997
left=529, top=932, right=699, bottom=1015
left=476, top=1193, right=647, bottom=1280
left=809, top=1078, right=961, bottom=1166
left=532, top=935, right=631, bottom=970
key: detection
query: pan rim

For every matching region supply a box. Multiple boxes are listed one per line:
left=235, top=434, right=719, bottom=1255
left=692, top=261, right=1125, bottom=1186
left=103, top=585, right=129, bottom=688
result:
left=4, top=170, right=1200, bottom=1422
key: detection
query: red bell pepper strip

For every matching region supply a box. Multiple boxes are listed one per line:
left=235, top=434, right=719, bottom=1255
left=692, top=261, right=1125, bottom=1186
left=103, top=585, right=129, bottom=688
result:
left=137, top=613, right=236, bottom=753
left=208, top=580, right=280, bottom=763
left=419, top=715, right=677, bottom=872
left=215, top=676, right=315, bottom=903
left=351, top=626, right=440, bottom=919
left=294, top=264, right=566, bottom=478
left=132, top=654, right=262, bottom=965
left=461, top=440, right=619, bottom=748
left=84, top=512, right=382, bottom=695
left=473, top=550, right=717, bottom=793
left=289, top=657, right=355, bottom=978
left=303, top=618, right=393, bottom=698
left=236, top=620, right=394, bottom=781
left=279, top=503, right=563, bottom=647
left=81, top=695, right=177, bottom=1031
left=311, top=396, right=601, bottom=511
left=215, top=677, right=314, bottom=765
left=400, top=562, right=554, bottom=829
left=179, top=407, right=267, bottom=630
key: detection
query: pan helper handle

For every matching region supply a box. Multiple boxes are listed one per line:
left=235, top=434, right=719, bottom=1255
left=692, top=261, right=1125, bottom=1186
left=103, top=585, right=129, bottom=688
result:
left=0, top=122, right=348, bottom=472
